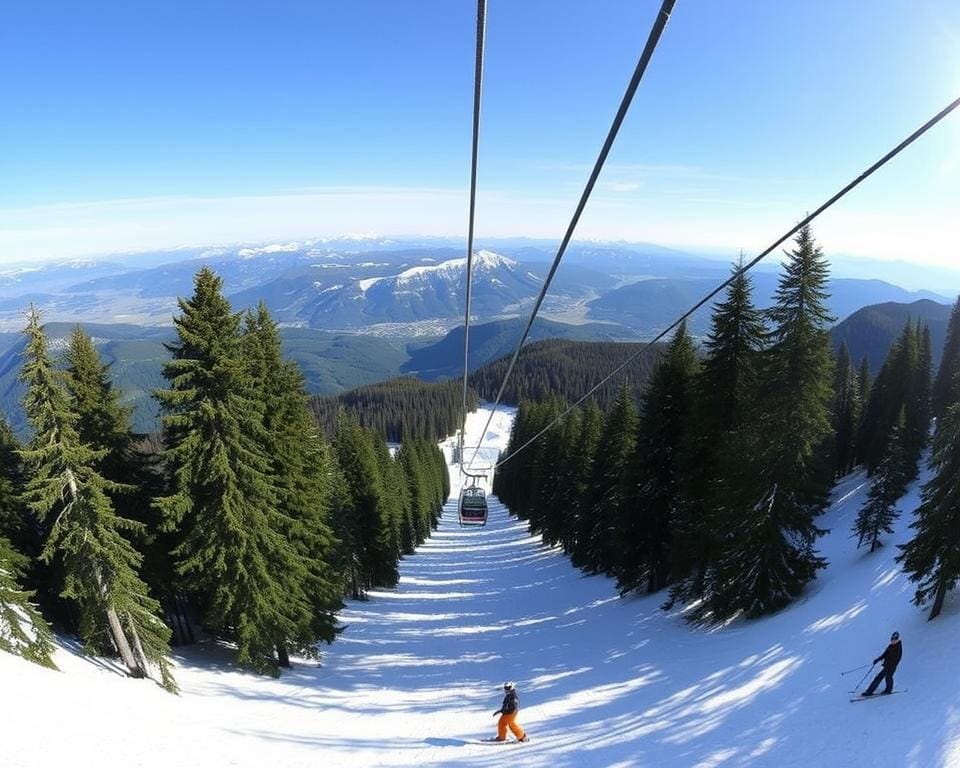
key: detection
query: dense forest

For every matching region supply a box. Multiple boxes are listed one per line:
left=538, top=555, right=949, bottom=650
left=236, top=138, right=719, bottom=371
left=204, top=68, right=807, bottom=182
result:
left=469, top=338, right=666, bottom=411
left=309, top=338, right=665, bottom=445
left=0, top=269, right=449, bottom=687
left=495, top=225, right=960, bottom=623
left=310, top=377, right=474, bottom=442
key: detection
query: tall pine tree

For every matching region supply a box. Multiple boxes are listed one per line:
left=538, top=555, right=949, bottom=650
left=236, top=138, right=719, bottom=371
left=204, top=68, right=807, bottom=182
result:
left=0, top=420, right=55, bottom=668
left=331, top=415, right=398, bottom=593
left=858, top=321, right=919, bottom=474
left=242, top=304, right=342, bottom=666
left=575, top=385, right=637, bottom=575
left=0, top=533, right=56, bottom=668
left=705, top=225, right=833, bottom=619
left=899, top=322, right=932, bottom=481
left=854, top=410, right=907, bottom=552
left=617, top=321, right=699, bottom=595
left=897, top=396, right=960, bottom=620
left=931, top=296, right=960, bottom=420
left=20, top=309, right=175, bottom=690
left=669, top=264, right=765, bottom=608
left=561, top=403, right=603, bottom=558
left=155, top=269, right=308, bottom=675
left=63, top=327, right=173, bottom=625
left=832, top=342, right=859, bottom=477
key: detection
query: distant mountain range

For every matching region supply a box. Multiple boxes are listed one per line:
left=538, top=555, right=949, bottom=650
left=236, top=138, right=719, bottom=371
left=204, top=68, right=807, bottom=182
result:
left=2, top=237, right=952, bottom=337
left=589, top=274, right=949, bottom=337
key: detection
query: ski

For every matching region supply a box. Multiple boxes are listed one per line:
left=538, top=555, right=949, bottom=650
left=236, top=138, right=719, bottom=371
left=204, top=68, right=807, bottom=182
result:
left=475, top=737, right=530, bottom=744
left=849, top=690, right=906, bottom=702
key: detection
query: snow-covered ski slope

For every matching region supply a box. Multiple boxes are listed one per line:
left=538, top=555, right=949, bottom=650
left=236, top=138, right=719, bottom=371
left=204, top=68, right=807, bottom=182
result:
left=4, top=405, right=960, bottom=767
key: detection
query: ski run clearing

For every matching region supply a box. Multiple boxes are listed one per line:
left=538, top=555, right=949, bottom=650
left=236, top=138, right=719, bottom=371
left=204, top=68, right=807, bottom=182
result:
left=5, top=405, right=960, bottom=768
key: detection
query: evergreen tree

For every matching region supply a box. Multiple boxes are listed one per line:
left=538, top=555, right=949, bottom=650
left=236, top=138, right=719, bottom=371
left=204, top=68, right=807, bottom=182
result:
left=617, top=321, right=699, bottom=595
left=562, top=403, right=603, bottom=558
left=20, top=309, right=175, bottom=690
left=499, top=402, right=544, bottom=516
left=0, top=418, right=35, bottom=576
left=372, top=438, right=405, bottom=562
left=0, top=425, right=55, bottom=668
left=856, top=356, right=871, bottom=412
left=704, top=225, right=832, bottom=620
left=545, top=409, right=590, bottom=552
left=495, top=401, right=553, bottom=522
left=858, top=321, right=919, bottom=474
left=155, top=269, right=306, bottom=675
left=897, top=397, right=960, bottom=619
left=854, top=412, right=906, bottom=552
left=242, top=304, right=342, bottom=666
left=901, top=323, right=932, bottom=477
left=931, top=296, right=960, bottom=420
left=64, top=328, right=145, bottom=487
left=0, top=534, right=56, bottom=668
left=670, top=265, right=765, bottom=607
left=397, top=440, right=428, bottom=552
left=575, top=385, right=637, bottom=575
left=526, top=398, right=568, bottom=543
left=332, top=415, right=398, bottom=593
left=832, top=342, right=859, bottom=476
left=413, top=439, right=446, bottom=530
left=63, top=328, right=172, bottom=622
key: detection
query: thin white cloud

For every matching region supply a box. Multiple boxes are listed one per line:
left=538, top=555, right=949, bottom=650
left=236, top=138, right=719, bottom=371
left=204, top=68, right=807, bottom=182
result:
left=0, top=183, right=956, bottom=271
left=606, top=182, right=641, bottom=193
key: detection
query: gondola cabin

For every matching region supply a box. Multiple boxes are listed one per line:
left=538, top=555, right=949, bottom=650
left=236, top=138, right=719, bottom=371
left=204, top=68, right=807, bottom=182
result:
left=458, top=486, right=488, bottom=526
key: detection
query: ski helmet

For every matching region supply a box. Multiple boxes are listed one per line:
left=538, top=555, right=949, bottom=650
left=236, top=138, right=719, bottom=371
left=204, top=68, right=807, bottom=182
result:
left=503, top=681, right=515, bottom=691
left=891, top=631, right=899, bottom=641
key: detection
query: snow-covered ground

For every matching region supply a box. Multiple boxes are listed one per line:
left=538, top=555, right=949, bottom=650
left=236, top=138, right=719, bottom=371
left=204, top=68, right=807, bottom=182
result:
left=5, top=405, right=960, bottom=767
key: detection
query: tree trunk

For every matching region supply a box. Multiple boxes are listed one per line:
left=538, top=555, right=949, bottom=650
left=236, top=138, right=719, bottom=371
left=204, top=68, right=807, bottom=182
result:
left=176, top=594, right=195, bottom=644
left=929, top=577, right=948, bottom=620
left=127, top=613, right=151, bottom=679
left=277, top=643, right=290, bottom=669
left=106, top=605, right=144, bottom=677
left=64, top=468, right=144, bottom=679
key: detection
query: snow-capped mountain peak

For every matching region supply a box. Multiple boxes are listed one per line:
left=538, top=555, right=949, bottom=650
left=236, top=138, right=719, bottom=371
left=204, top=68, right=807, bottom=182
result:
left=356, top=250, right=518, bottom=293
left=236, top=242, right=301, bottom=259
left=473, top=249, right=517, bottom=269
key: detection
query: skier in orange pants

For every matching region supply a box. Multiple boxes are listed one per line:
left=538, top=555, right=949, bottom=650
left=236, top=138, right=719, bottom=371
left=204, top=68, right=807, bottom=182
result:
left=492, top=681, right=528, bottom=742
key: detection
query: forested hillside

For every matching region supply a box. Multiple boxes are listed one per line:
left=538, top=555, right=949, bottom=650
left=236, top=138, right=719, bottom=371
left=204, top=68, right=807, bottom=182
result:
left=309, top=377, right=475, bottom=442
left=469, top=337, right=665, bottom=411
left=830, top=298, right=952, bottom=374
left=402, top=317, right=637, bottom=380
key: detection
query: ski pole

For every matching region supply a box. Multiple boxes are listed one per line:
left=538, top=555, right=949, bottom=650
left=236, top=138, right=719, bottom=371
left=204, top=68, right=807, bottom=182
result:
left=851, top=663, right=875, bottom=693
left=840, top=663, right=873, bottom=676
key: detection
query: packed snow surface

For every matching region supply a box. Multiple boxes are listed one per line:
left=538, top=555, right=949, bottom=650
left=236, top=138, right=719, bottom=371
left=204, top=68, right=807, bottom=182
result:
left=5, top=405, right=960, bottom=767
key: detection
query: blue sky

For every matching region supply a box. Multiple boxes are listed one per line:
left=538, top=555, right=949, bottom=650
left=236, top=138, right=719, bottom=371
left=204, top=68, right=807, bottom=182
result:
left=1, top=1, right=958, bottom=265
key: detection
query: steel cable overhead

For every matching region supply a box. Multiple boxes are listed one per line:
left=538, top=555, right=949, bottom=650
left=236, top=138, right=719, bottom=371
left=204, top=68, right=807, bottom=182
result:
left=493, top=94, right=960, bottom=471
left=469, top=0, right=678, bottom=467
left=458, top=0, right=487, bottom=475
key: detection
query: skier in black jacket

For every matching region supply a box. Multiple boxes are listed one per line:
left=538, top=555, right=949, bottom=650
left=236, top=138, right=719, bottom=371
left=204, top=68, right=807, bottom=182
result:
left=492, top=682, right=528, bottom=742
left=861, top=631, right=902, bottom=696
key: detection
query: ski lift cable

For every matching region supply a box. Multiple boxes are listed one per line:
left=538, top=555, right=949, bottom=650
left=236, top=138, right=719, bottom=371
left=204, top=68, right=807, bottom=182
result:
left=493, top=94, right=960, bottom=471
left=468, top=0, right=678, bottom=468
left=458, top=0, right=487, bottom=480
